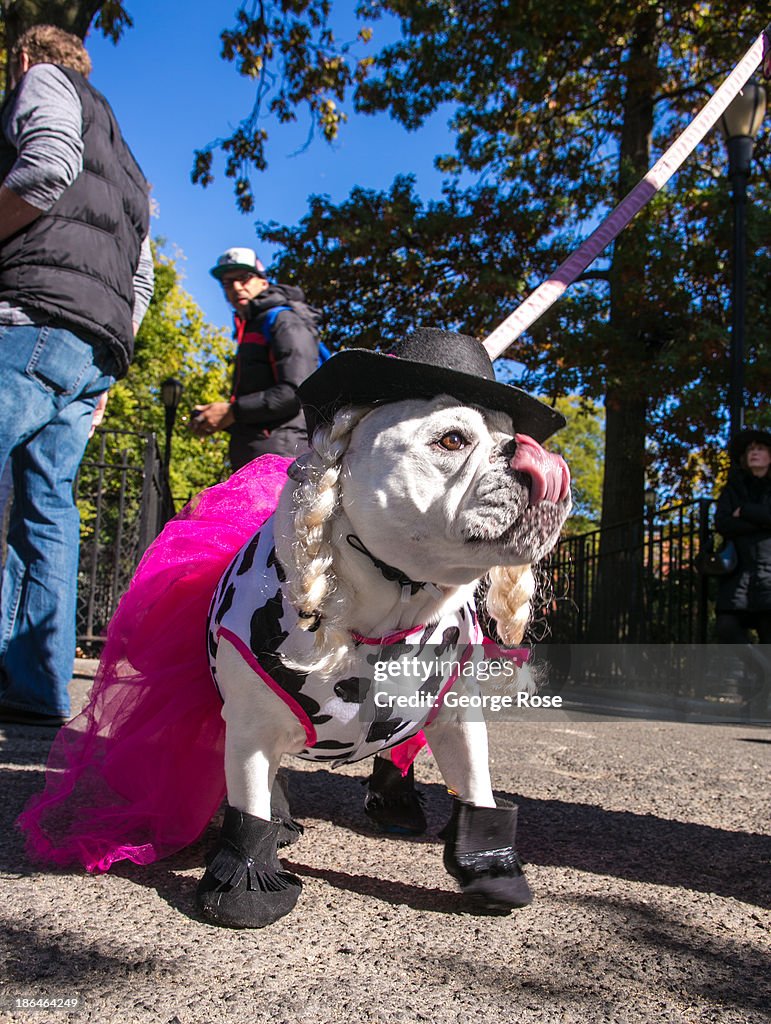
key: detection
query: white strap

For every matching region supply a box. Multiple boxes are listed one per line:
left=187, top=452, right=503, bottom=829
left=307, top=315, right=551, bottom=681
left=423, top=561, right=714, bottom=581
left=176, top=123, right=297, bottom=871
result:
left=483, top=30, right=769, bottom=361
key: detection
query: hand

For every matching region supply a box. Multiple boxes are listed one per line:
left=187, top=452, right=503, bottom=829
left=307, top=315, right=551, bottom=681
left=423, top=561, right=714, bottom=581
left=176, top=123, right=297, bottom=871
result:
left=733, top=507, right=741, bottom=518
left=190, top=402, right=235, bottom=437
left=89, top=392, right=109, bottom=439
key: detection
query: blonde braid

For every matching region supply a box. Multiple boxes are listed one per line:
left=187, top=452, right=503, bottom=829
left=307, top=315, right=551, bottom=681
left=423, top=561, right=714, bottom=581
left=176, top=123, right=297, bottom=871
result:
left=281, top=406, right=368, bottom=678
left=485, top=564, right=535, bottom=646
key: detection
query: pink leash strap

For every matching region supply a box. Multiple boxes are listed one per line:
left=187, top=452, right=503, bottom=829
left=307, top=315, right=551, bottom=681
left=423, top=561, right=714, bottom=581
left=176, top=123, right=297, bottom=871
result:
left=484, top=28, right=771, bottom=360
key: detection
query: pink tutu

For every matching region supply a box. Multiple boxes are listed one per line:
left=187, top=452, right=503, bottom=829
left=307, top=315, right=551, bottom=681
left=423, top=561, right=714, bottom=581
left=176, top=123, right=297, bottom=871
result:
left=18, top=456, right=293, bottom=871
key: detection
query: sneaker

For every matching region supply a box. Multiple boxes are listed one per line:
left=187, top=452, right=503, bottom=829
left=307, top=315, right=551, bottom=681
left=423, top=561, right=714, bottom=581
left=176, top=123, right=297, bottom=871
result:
left=0, top=703, right=68, bottom=727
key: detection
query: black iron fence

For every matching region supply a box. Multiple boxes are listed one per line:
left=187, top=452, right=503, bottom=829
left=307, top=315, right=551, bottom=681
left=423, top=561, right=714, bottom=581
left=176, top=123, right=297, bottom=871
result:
left=532, top=502, right=771, bottom=719
left=544, top=499, right=714, bottom=644
left=76, top=428, right=172, bottom=648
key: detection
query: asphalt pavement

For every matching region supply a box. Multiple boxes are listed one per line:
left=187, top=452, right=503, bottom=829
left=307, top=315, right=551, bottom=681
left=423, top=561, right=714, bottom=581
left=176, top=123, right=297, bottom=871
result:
left=0, top=661, right=769, bottom=1024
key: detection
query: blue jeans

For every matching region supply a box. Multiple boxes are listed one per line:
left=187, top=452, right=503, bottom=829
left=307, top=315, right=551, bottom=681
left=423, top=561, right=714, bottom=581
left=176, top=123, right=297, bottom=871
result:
left=0, top=324, right=115, bottom=716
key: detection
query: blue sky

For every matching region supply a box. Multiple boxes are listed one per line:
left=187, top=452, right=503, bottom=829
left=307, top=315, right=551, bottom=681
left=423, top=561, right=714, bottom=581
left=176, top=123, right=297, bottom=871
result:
left=87, top=2, right=454, bottom=331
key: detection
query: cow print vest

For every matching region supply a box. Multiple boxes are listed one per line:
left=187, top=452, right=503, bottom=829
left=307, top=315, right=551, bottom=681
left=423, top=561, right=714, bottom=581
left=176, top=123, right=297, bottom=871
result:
left=207, top=516, right=480, bottom=765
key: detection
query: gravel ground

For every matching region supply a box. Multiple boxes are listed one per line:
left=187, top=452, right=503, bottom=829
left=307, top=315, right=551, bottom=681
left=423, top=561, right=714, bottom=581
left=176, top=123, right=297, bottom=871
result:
left=0, top=665, right=768, bottom=1024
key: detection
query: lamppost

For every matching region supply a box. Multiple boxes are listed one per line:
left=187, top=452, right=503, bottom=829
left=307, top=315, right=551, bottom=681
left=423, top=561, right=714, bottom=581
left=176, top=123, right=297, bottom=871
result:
left=159, top=377, right=184, bottom=476
left=718, top=79, right=766, bottom=440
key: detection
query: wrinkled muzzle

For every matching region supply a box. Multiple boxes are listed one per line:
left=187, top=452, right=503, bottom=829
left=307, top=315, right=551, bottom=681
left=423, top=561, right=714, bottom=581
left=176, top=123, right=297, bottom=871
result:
left=509, top=434, right=570, bottom=506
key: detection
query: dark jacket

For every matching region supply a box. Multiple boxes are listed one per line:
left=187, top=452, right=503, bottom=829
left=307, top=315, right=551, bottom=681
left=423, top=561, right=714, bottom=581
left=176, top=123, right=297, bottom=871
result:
left=714, top=466, right=771, bottom=612
left=227, top=283, right=320, bottom=469
left=0, top=67, right=149, bottom=377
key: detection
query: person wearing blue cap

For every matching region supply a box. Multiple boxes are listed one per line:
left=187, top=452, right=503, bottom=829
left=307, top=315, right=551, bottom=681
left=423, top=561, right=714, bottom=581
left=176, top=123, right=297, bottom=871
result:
left=191, top=247, right=320, bottom=468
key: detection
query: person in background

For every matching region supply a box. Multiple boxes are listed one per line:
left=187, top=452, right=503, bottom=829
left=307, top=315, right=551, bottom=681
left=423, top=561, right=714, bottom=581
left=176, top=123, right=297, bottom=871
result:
left=0, top=25, right=154, bottom=727
left=714, top=428, right=771, bottom=644
left=190, top=247, right=319, bottom=469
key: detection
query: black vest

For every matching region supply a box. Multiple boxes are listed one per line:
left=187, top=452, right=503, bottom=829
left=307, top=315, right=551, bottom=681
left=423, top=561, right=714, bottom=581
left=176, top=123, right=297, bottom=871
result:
left=0, top=67, right=149, bottom=377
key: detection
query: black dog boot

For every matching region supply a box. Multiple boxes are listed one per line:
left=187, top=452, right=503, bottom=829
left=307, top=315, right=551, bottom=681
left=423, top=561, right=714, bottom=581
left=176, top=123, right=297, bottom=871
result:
left=442, top=798, right=532, bottom=909
left=364, top=759, right=427, bottom=835
left=197, top=806, right=302, bottom=928
left=271, top=770, right=304, bottom=848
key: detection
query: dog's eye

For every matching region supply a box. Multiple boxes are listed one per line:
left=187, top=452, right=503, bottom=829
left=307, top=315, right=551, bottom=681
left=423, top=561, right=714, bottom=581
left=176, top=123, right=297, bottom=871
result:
left=436, top=431, right=469, bottom=452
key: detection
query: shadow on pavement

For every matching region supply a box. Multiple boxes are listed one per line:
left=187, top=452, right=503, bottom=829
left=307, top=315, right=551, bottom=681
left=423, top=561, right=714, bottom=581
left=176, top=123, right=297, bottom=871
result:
left=3, top=758, right=769, bottom=923
left=0, top=918, right=181, bottom=992
left=500, top=789, right=771, bottom=910
left=0, top=892, right=766, bottom=1022
left=562, top=892, right=770, bottom=1016
left=411, top=895, right=770, bottom=1019
left=282, top=768, right=771, bottom=911
left=279, top=861, right=489, bottom=916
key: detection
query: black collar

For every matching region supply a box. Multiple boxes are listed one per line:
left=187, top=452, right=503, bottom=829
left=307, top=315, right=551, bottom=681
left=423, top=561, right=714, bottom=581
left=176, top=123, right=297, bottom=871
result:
left=346, top=534, right=433, bottom=598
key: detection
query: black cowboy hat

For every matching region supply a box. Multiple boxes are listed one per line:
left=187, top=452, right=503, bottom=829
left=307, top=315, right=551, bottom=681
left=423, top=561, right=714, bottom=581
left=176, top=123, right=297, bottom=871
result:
left=298, top=328, right=566, bottom=443
left=729, top=427, right=771, bottom=462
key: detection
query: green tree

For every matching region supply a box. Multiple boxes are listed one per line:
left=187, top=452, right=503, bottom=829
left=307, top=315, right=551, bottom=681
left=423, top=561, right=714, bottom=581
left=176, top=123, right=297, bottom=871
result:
left=191, top=0, right=376, bottom=214
left=72, top=244, right=231, bottom=641
left=203, top=1, right=770, bottom=534
left=98, top=243, right=232, bottom=500
left=549, top=396, right=604, bottom=535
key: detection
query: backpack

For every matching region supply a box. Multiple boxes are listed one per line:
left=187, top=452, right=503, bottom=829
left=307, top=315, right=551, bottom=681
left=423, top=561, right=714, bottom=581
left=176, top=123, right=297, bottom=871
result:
left=260, top=305, right=331, bottom=368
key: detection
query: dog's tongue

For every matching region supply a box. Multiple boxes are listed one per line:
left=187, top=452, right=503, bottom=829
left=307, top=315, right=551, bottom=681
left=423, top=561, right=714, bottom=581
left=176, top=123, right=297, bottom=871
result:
left=510, top=434, right=570, bottom=505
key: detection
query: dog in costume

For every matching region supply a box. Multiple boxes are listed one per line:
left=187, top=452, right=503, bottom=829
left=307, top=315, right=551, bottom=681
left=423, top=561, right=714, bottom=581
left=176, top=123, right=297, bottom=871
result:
left=20, top=328, right=571, bottom=928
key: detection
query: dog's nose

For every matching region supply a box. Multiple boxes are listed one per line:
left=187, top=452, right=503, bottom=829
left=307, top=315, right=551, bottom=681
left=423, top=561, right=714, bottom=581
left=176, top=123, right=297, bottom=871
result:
left=509, top=434, right=570, bottom=505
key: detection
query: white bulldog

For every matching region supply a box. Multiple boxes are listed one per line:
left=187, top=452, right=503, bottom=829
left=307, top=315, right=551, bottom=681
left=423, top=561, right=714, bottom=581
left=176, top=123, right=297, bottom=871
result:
left=19, top=327, right=570, bottom=929
left=198, top=330, right=571, bottom=928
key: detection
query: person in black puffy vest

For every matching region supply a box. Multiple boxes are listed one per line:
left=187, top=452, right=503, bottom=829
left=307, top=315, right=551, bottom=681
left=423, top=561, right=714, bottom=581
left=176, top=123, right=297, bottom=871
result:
left=190, top=247, right=320, bottom=469
left=714, top=428, right=771, bottom=643
left=0, top=25, right=153, bottom=727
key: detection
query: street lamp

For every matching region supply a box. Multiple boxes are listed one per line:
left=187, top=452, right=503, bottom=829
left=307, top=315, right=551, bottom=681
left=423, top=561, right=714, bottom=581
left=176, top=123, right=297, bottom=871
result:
left=159, top=377, right=184, bottom=476
left=718, top=79, right=767, bottom=440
